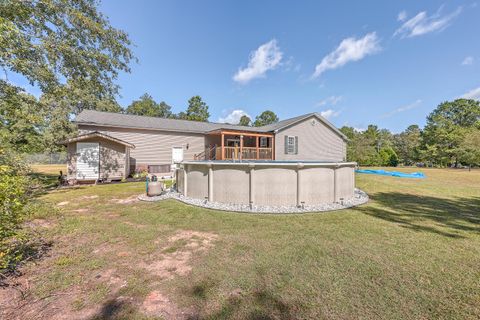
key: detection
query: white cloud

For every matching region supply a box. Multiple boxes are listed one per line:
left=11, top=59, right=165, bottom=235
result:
left=462, top=56, right=474, bottom=65
left=233, top=39, right=283, bottom=84
left=382, top=99, right=422, bottom=118
left=398, top=10, right=408, bottom=22
left=320, top=109, right=341, bottom=119
left=316, top=95, right=343, bottom=107
left=461, top=86, right=480, bottom=100
left=312, top=32, right=381, bottom=78
left=218, top=109, right=251, bottom=124
left=394, top=6, right=462, bottom=38
left=354, top=127, right=366, bottom=132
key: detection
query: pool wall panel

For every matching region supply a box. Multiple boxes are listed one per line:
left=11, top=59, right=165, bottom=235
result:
left=300, top=167, right=335, bottom=205
left=335, top=166, right=354, bottom=201
left=253, top=167, right=297, bottom=206
left=186, top=164, right=208, bottom=200
left=213, top=166, right=250, bottom=204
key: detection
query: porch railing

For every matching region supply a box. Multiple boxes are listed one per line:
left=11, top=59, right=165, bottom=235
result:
left=257, top=147, right=273, bottom=160
left=224, top=146, right=272, bottom=160
left=196, top=146, right=273, bottom=160
left=194, top=146, right=217, bottom=160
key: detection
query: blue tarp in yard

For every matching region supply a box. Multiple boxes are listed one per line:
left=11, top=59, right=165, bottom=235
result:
left=355, top=169, right=425, bottom=179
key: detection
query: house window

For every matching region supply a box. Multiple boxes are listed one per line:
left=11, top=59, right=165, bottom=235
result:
left=285, top=135, right=298, bottom=154
left=260, top=137, right=268, bottom=147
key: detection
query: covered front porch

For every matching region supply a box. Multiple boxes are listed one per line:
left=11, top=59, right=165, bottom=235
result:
left=196, top=129, right=275, bottom=160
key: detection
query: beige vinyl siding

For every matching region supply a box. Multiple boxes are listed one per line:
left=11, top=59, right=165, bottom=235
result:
left=98, top=138, right=127, bottom=180
left=274, top=116, right=346, bottom=161
left=66, top=137, right=128, bottom=181
left=78, top=125, right=205, bottom=167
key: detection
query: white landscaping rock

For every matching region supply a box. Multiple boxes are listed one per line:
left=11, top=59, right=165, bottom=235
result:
left=138, top=188, right=368, bottom=214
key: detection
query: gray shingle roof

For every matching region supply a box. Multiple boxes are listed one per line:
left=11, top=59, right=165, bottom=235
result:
left=259, top=112, right=348, bottom=140
left=75, top=110, right=257, bottom=133
left=58, top=131, right=135, bottom=148
left=74, top=110, right=347, bottom=140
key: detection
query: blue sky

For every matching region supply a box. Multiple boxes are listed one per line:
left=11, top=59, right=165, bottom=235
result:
left=12, top=1, right=480, bottom=133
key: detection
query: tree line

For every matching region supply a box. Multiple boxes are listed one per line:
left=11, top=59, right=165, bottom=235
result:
left=340, top=99, right=480, bottom=167
left=123, top=93, right=280, bottom=127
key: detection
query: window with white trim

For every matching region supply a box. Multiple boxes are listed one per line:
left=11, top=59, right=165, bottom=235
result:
left=286, top=136, right=296, bottom=154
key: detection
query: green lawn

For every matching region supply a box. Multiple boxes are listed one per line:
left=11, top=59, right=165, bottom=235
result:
left=2, top=166, right=479, bottom=319
left=30, top=164, right=67, bottom=175
left=28, top=164, right=66, bottom=189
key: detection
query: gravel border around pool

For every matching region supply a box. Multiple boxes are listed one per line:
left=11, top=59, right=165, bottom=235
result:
left=138, top=188, right=368, bottom=214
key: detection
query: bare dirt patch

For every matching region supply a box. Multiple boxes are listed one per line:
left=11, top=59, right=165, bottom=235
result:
left=144, top=251, right=193, bottom=279
left=0, top=267, right=128, bottom=320
left=116, top=251, right=130, bottom=257
left=57, top=201, right=69, bottom=206
left=1, top=228, right=217, bottom=320
left=0, top=274, right=90, bottom=320
left=138, top=230, right=218, bottom=318
left=143, top=230, right=218, bottom=280
left=93, top=268, right=127, bottom=291
left=72, top=208, right=90, bottom=214
left=91, top=240, right=126, bottom=256
left=123, top=221, right=147, bottom=228
left=109, top=195, right=139, bottom=204
left=142, top=290, right=193, bottom=319
left=105, top=212, right=121, bottom=218
left=80, top=195, right=99, bottom=200
left=23, top=218, right=55, bottom=229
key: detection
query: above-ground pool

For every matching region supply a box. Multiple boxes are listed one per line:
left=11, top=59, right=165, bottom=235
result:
left=176, top=161, right=356, bottom=207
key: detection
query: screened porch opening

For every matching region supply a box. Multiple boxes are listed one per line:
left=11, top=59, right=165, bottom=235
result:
left=195, top=130, right=274, bottom=161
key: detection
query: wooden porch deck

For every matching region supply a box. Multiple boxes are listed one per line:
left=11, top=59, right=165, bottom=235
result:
left=195, top=129, right=275, bottom=161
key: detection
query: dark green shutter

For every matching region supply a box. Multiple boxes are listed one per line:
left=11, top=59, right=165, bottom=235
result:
left=284, top=135, right=288, bottom=154
left=295, top=136, right=298, bottom=154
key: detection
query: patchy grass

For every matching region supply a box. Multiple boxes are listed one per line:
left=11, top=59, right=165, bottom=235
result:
left=1, top=167, right=479, bottom=319
left=28, top=164, right=66, bottom=189
left=30, top=164, right=67, bottom=176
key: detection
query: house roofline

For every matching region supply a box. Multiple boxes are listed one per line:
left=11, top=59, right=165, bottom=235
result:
left=75, top=121, right=273, bottom=135
left=74, top=121, right=208, bottom=135
left=272, top=113, right=348, bottom=141
left=74, top=111, right=347, bottom=140
left=58, top=131, right=136, bottom=148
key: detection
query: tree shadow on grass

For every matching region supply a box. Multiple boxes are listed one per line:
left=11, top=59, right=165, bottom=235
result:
left=28, top=171, right=61, bottom=189
left=189, top=279, right=301, bottom=320
left=355, top=192, right=480, bottom=238
left=0, top=234, right=52, bottom=286
left=89, top=297, right=139, bottom=320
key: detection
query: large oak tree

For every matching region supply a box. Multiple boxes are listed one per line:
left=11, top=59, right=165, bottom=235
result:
left=0, top=0, right=135, bottom=151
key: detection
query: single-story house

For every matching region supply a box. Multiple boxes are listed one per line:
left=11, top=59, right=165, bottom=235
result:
left=61, top=110, right=348, bottom=182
